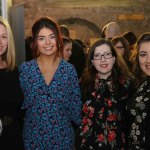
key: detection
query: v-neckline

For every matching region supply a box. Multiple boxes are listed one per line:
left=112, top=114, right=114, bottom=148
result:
left=35, top=58, right=61, bottom=86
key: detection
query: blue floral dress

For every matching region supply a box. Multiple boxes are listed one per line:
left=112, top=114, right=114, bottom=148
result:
left=19, top=59, right=82, bottom=150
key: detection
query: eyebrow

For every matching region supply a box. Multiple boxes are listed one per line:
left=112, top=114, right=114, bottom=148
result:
left=94, top=51, right=111, bottom=54
left=38, top=33, right=54, bottom=37
left=139, top=51, right=147, bottom=53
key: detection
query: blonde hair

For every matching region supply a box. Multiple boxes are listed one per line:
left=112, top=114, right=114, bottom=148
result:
left=0, top=16, right=16, bottom=70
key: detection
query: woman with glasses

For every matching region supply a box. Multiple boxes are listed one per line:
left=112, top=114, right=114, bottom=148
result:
left=75, top=38, right=133, bottom=149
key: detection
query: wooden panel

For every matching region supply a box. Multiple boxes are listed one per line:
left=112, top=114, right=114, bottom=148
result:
left=118, top=14, right=145, bottom=20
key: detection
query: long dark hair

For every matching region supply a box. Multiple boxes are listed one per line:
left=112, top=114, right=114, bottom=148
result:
left=111, top=36, right=130, bottom=67
left=81, top=38, right=132, bottom=99
left=31, top=16, right=63, bottom=58
left=132, top=32, right=150, bottom=88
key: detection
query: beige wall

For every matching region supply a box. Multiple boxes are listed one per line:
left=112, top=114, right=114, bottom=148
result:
left=12, top=0, right=150, bottom=44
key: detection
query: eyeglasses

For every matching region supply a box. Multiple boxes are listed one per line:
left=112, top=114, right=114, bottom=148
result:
left=115, top=46, right=124, bottom=49
left=93, top=52, right=113, bottom=60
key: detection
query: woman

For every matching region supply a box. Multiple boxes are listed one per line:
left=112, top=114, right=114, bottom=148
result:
left=0, top=16, right=24, bottom=149
left=122, top=31, right=137, bottom=52
left=127, top=32, right=150, bottom=150
left=112, top=36, right=132, bottom=70
left=75, top=38, right=132, bottom=149
left=19, top=16, right=82, bottom=150
left=62, top=36, right=72, bottom=61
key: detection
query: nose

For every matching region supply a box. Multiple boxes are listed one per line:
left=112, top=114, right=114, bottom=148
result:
left=69, top=50, right=72, bottom=55
left=45, top=37, right=50, bottom=45
left=147, top=54, right=150, bottom=63
left=100, top=55, right=106, bottom=61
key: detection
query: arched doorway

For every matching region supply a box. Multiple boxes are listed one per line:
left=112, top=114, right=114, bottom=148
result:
left=58, top=17, right=101, bottom=46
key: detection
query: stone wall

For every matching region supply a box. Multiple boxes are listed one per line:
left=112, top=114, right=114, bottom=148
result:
left=12, top=0, right=150, bottom=45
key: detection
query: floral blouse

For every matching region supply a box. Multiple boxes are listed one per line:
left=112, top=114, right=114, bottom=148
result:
left=127, top=76, right=150, bottom=150
left=75, top=75, right=130, bottom=150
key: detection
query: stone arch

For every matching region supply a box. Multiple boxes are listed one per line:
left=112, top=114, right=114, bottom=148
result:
left=58, top=17, right=101, bottom=45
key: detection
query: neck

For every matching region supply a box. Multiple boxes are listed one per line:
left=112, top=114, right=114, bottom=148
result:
left=37, top=55, right=58, bottom=65
left=0, top=57, right=7, bottom=69
left=98, top=73, right=111, bottom=80
left=37, top=55, right=60, bottom=68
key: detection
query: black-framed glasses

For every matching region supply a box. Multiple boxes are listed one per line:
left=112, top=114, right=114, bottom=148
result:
left=93, top=52, right=113, bottom=60
left=115, top=46, right=124, bottom=49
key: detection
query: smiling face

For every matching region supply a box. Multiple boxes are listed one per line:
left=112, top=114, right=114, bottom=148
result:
left=139, top=41, right=150, bottom=76
left=0, top=24, right=8, bottom=57
left=63, top=42, right=72, bottom=61
left=92, top=44, right=115, bottom=79
left=37, top=27, right=57, bottom=57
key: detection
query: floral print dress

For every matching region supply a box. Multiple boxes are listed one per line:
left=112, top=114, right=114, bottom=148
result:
left=19, top=59, right=82, bottom=150
left=127, top=76, right=150, bottom=150
left=75, top=75, right=130, bottom=150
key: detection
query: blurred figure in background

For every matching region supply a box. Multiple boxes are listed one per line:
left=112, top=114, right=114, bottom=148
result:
left=112, top=36, right=132, bottom=70
left=74, top=39, right=89, bottom=61
left=60, top=25, right=86, bottom=79
left=102, top=22, right=121, bottom=40
left=101, top=25, right=107, bottom=38
left=61, top=36, right=72, bottom=61
left=122, top=31, right=137, bottom=52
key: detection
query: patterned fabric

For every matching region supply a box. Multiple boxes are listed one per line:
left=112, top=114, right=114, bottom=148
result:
left=127, top=76, right=150, bottom=150
left=19, top=59, right=82, bottom=150
left=75, top=75, right=130, bottom=150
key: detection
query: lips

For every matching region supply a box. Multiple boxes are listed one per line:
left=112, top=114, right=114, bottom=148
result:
left=100, top=64, right=108, bottom=68
left=44, top=46, right=53, bottom=50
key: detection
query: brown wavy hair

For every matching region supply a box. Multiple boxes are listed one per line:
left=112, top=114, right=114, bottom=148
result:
left=31, top=16, right=63, bottom=58
left=131, top=32, right=150, bottom=88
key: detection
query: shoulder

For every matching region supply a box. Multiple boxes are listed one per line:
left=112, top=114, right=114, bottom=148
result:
left=2, top=66, right=19, bottom=78
left=60, top=59, right=78, bottom=76
left=60, top=59, right=75, bottom=71
left=19, top=59, right=35, bottom=71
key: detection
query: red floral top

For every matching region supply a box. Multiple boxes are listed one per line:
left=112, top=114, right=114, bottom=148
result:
left=75, top=75, right=130, bottom=150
